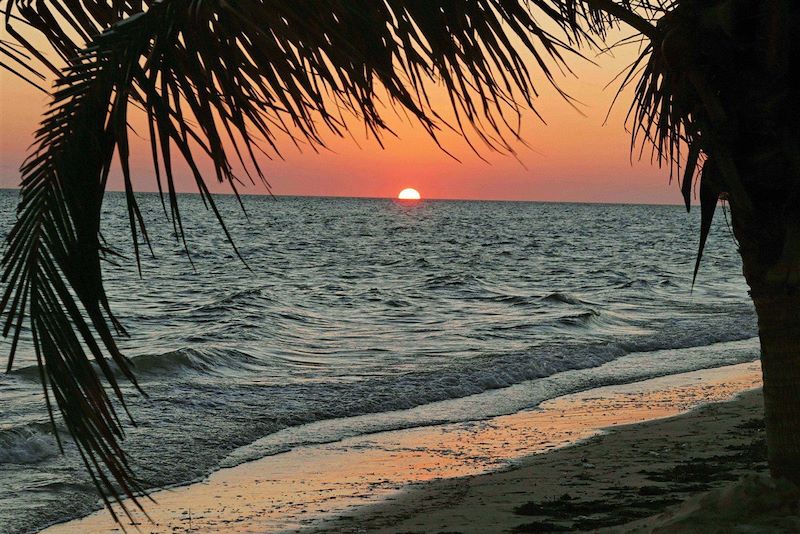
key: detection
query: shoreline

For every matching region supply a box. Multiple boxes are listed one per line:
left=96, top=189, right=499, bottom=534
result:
left=43, top=361, right=763, bottom=534
left=321, top=369, right=769, bottom=533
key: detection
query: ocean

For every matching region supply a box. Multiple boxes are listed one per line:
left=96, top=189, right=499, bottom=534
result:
left=0, top=190, right=759, bottom=533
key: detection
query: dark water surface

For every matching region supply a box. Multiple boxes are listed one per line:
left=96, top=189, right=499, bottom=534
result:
left=0, top=191, right=758, bottom=533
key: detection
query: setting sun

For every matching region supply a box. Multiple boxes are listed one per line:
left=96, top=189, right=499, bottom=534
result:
left=398, top=188, right=421, bottom=200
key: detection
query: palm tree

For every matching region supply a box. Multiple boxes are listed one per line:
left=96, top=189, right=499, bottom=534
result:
left=1, top=0, right=798, bottom=522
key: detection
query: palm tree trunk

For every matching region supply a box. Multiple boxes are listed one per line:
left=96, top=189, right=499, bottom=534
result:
left=735, top=214, right=800, bottom=485
left=751, top=289, right=800, bottom=484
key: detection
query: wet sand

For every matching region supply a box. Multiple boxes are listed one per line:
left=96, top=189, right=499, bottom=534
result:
left=43, top=361, right=763, bottom=533
left=325, top=367, right=768, bottom=533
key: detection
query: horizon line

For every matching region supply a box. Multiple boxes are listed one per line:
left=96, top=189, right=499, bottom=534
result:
left=0, top=186, right=687, bottom=207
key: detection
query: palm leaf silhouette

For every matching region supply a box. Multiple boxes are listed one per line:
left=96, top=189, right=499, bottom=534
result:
left=2, top=0, right=665, bottom=518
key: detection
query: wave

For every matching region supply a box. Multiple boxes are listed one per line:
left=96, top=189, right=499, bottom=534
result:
left=313, top=312, right=758, bottom=421
left=557, top=309, right=601, bottom=325
left=191, top=286, right=273, bottom=314
left=223, top=335, right=763, bottom=468
left=10, top=347, right=267, bottom=381
left=7, top=364, right=41, bottom=381
left=0, top=422, right=60, bottom=465
left=541, top=291, right=589, bottom=305
left=486, top=294, right=540, bottom=308
left=220, top=313, right=760, bottom=442
left=10, top=307, right=757, bottom=389
left=127, top=347, right=265, bottom=377
left=423, top=273, right=483, bottom=290
left=618, top=278, right=677, bottom=289
left=471, top=292, right=598, bottom=310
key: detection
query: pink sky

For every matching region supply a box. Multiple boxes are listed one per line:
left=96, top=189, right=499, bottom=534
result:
left=0, top=34, right=680, bottom=205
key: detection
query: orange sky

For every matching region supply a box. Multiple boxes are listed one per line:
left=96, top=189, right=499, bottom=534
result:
left=0, top=26, right=680, bottom=204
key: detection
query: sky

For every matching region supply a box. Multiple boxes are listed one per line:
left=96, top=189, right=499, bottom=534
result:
left=0, top=23, right=680, bottom=205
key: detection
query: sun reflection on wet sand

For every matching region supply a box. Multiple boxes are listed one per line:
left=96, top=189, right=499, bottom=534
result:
left=44, top=361, right=762, bottom=534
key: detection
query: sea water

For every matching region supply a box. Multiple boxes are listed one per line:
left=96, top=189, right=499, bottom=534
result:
left=0, top=191, right=758, bottom=533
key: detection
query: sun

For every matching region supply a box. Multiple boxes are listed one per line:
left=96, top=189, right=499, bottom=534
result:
left=398, top=188, right=421, bottom=200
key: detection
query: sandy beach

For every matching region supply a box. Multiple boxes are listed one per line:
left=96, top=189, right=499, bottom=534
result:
left=40, top=361, right=772, bottom=533
left=323, top=373, right=775, bottom=533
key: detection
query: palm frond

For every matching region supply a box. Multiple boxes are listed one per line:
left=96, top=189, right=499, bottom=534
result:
left=1, top=0, right=625, bottom=518
left=623, top=0, right=760, bottom=276
left=0, top=6, right=162, bottom=521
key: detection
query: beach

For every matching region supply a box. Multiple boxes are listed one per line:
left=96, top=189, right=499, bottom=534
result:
left=324, top=366, right=775, bottom=533
left=42, top=360, right=771, bottom=533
